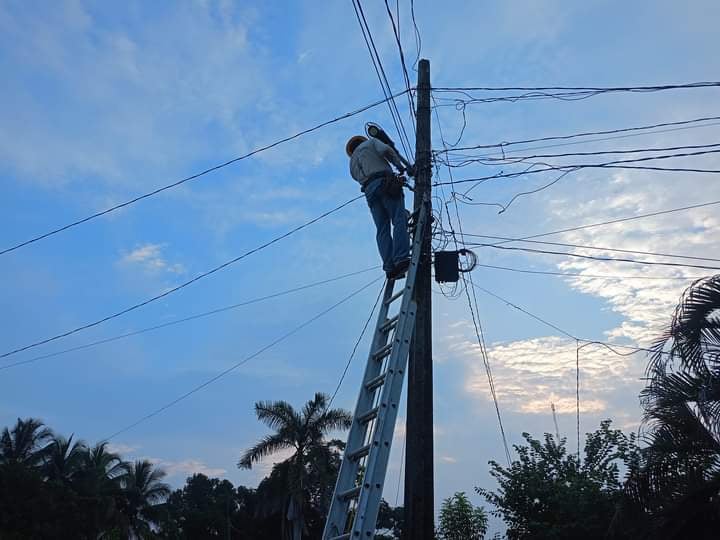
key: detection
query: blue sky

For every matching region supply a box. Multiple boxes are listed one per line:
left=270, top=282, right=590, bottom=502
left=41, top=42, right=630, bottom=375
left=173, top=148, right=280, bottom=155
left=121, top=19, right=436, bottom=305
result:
left=2, top=0, right=720, bottom=533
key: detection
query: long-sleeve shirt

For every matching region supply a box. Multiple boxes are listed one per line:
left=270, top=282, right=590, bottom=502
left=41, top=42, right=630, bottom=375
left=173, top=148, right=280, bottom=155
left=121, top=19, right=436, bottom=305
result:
left=349, top=138, right=404, bottom=186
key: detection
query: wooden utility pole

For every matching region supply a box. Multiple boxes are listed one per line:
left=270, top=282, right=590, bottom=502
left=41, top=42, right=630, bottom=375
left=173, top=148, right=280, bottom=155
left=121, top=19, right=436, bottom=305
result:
left=405, top=58, right=434, bottom=539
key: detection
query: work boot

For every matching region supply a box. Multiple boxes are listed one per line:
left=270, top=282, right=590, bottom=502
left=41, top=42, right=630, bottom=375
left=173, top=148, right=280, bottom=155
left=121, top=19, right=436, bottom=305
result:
left=389, top=258, right=411, bottom=279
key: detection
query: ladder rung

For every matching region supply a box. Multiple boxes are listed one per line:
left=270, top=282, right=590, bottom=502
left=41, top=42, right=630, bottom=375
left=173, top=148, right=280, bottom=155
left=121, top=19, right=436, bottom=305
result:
left=329, top=535, right=350, bottom=540
left=357, top=406, right=380, bottom=424
left=372, top=343, right=393, bottom=361
left=339, top=485, right=362, bottom=501
left=348, top=443, right=371, bottom=461
left=365, top=372, right=386, bottom=391
left=384, top=289, right=404, bottom=305
left=379, top=315, right=399, bottom=333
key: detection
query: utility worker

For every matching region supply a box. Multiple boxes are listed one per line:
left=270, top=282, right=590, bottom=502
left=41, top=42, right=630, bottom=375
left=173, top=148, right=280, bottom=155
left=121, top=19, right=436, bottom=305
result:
left=347, top=134, right=415, bottom=279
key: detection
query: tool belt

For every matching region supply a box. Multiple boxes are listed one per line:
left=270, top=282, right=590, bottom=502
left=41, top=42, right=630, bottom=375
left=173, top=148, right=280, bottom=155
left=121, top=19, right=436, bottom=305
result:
left=361, top=171, right=404, bottom=198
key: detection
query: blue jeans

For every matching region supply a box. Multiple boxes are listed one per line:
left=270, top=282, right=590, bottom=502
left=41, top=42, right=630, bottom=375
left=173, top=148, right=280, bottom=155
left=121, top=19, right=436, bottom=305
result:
left=364, top=178, right=410, bottom=272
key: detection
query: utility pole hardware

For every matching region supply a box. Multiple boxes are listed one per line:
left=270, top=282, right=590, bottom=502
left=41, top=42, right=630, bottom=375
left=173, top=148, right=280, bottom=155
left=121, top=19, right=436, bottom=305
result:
left=404, top=57, right=434, bottom=540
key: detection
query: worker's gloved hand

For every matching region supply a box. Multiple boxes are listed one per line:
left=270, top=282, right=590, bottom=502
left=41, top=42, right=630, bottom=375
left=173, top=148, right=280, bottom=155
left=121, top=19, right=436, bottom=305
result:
left=406, top=164, right=417, bottom=177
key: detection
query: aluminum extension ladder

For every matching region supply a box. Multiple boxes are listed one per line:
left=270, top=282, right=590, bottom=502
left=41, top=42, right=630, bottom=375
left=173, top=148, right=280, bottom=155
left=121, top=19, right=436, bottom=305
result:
left=323, top=201, right=427, bottom=540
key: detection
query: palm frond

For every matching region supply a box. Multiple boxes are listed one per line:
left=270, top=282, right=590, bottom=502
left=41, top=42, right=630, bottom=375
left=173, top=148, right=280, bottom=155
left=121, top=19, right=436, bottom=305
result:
left=238, top=432, right=295, bottom=470
left=255, top=400, right=300, bottom=431
left=301, top=392, right=329, bottom=424
left=315, top=408, right=353, bottom=434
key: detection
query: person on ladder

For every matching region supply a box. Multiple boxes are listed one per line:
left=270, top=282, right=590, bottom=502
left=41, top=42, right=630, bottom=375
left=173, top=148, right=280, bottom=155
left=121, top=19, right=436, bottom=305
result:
left=346, top=133, right=416, bottom=280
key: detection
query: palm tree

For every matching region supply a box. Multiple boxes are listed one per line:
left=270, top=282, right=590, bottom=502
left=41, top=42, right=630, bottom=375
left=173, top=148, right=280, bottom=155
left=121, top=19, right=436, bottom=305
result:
left=43, top=434, right=87, bottom=484
left=618, top=276, right=720, bottom=538
left=0, top=417, right=52, bottom=467
left=238, top=392, right=352, bottom=540
left=120, top=459, right=171, bottom=539
left=75, top=442, right=128, bottom=536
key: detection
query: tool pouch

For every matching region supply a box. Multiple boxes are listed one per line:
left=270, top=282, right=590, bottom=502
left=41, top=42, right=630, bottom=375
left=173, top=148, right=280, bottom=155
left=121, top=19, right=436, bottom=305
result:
left=382, top=173, right=405, bottom=198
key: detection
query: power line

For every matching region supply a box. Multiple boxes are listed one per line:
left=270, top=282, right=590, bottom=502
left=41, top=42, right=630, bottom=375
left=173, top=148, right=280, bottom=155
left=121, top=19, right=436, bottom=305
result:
left=434, top=147, right=720, bottom=189
left=0, top=195, right=363, bottom=359
left=432, top=114, right=720, bottom=156
left=462, top=273, right=512, bottom=466
left=439, top=142, right=720, bottom=167
left=0, top=266, right=381, bottom=372
left=439, top=120, right=720, bottom=164
left=474, top=262, right=703, bottom=281
left=472, top=284, right=665, bottom=357
left=430, top=81, right=720, bottom=105
left=470, top=243, right=720, bottom=271
left=432, top=94, right=513, bottom=465
left=409, top=0, right=422, bottom=71
left=324, top=279, right=386, bottom=413
left=432, top=82, right=720, bottom=92
left=351, top=0, right=413, bottom=157
left=473, top=199, right=720, bottom=245
left=460, top=233, right=720, bottom=263
left=102, top=277, right=382, bottom=442
left=383, top=0, right=416, bottom=128
left=0, top=91, right=408, bottom=257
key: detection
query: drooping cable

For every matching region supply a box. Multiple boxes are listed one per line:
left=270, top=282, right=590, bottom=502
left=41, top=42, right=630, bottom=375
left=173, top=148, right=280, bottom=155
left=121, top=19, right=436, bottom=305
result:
left=0, top=266, right=381, bottom=372
left=472, top=284, right=666, bottom=357
left=351, top=0, right=413, bottom=157
left=433, top=95, right=512, bottom=463
left=0, top=195, right=364, bottom=359
left=102, top=277, right=382, bottom=442
left=468, top=199, right=720, bottom=246
left=473, top=262, right=704, bottom=281
left=383, top=0, right=416, bottom=128
left=0, top=92, right=408, bottom=257
left=459, top=232, right=720, bottom=263
left=576, top=340, right=581, bottom=462
left=324, top=279, right=386, bottom=414
left=470, top=243, right=720, bottom=271
left=430, top=81, right=720, bottom=106
left=432, top=114, right=720, bottom=157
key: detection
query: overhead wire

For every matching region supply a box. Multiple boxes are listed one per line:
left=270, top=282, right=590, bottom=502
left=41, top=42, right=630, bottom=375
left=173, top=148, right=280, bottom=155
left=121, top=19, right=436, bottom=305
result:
left=430, top=81, right=720, bottom=105
left=459, top=233, right=720, bottom=263
left=0, top=266, right=381, bottom=372
left=468, top=282, right=665, bottom=459
left=0, top=91, right=409, bottom=257
left=351, top=0, right=413, bottom=157
left=324, top=279, right=386, bottom=414
left=435, top=147, right=720, bottom=191
left=0, top=195, right=364, bottom=359
left=473, top=262, right=705, bottom=281
left=445, top=121, right=720, bottom=162
left=432, top=95, right=513, bottom=465
left=470, top=199, right=720, bottom=246
left=432, top=82, right=720, bottom=92
left=102, top=276, right=383, bottom=442
left=432, top=114, right=720, bottom=157
left=383, top=0, right=416, bottom=128
left=438, top=142, right=720, bottom=168
left=462, top=276, right=513, bottom=466
left=471, top=283, right=666, bottom=357
left=410, top=0, right=422, bottom=71
left=468, top=243, right=720, bottom=272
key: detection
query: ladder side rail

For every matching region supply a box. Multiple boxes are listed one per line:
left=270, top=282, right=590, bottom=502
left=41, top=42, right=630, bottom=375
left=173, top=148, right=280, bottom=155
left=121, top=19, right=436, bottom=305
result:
left=323, top=281, right=396, bottom=538
left=352, top=299, right=417, bottom=537
left=324, top=199, right=429, bottom=539
left=350, top=203, right=428, bottom=537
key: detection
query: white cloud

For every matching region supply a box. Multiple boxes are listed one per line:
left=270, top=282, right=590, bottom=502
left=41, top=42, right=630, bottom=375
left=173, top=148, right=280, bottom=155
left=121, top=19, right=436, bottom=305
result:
left=119, top=243, right=185, bottom=275
left=152, top=458, right=227, bottom=479
left=106, top=442, right=140, bottom=455
left=457, top=335, right=638, bottom=415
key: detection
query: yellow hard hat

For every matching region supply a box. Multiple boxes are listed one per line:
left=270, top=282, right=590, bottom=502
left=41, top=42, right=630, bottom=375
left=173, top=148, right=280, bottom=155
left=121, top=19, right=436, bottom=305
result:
left=346, top=135, right=367, bottom=157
